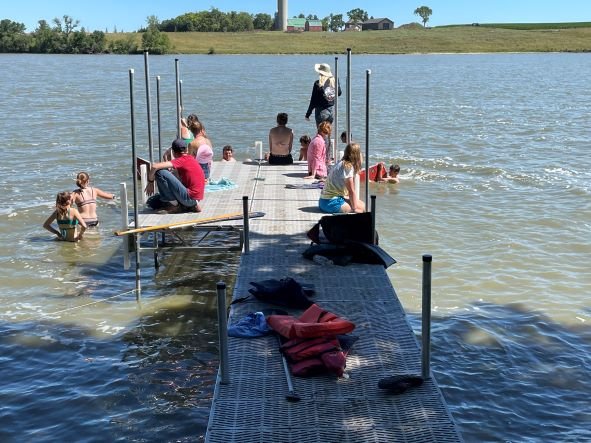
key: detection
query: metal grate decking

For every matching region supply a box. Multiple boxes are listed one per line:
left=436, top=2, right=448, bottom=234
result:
left=205, top=161, right=463, bottom=442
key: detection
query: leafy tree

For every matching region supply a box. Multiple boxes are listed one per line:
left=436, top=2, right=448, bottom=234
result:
left=326, top=14, right=344, bottom=32
left=206, top=8, right=230, bottom=31
left=253, top=13, right=273, bottom=30
left=31, top=19, right=61, bottom=53
left=414, top=6, right=433, bottom=27
left=142, top=16, right=171, bottom=54
left=347, top=8, right=368, bottom=24
left=0, top=19, right=32, bottom=52
left=108, top=34, right=138, bottom=54
left=226, top=11, right=254, bottom=32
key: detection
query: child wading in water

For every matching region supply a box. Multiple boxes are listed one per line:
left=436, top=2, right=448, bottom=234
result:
left=73, top=171, right=115, bottom=227
left=43, top=191, right=87, bottom=242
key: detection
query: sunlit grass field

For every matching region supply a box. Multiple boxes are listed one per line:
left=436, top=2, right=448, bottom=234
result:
left=108, top=24, right=591, bottom=54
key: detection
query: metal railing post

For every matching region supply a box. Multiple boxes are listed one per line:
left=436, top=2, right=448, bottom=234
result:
left=346, top=48, right=352, bottom=143
left=365, top=69, right=371, bottom=209
left=216, top=281, right=230, bottom=385
left=333, top=56, right=339, bottom=161
left=175, top=58, right=181, bottom=137
left=143, top=51, right=154, bottom=163
left=421, top=254, right=432, bottom=379
left=129, top=68, right=141, bottom=296
left=156, top=75, right=162, bottom=161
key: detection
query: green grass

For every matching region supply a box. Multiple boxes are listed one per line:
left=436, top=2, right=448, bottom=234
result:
left=440, top=22, right=591, bottom=30
left=107, top=24, right=591, bottom=55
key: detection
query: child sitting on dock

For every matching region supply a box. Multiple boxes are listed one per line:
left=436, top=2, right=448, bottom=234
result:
left=43, top=191, right=87, bottom=242
left=318, top=143, right=365, bottom=214
left=73, top=172, right=115, bottom=227
left=196, top=144, right=213, bottom=180
left=298, top=135, right=311, bottom=161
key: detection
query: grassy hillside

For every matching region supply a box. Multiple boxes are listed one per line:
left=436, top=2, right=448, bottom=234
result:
left=107, top=25, right=591, bottom=54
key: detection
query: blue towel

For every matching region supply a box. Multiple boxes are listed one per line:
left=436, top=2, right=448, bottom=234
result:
left=206, top=177, right=237, bottom=192
left=227, top=312, right=271, bottom=338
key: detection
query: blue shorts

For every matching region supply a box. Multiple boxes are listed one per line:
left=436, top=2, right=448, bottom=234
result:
left=200, top=163, right=210, bottom=179
left=319, top=197, right=344, bottom=213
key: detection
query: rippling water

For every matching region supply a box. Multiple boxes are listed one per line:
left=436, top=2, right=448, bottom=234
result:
left=0, top=53, right=589, bottom=442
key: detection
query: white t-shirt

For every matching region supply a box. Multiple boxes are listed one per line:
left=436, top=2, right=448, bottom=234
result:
left=321, top=160, right=354, bottom=199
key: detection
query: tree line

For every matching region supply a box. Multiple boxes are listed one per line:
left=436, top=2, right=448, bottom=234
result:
left=0, top=15, right=171, bottom=54
left=0, top=6, right=433, bottom=54
left=0, top=16, right=132, bottom=54
left=157, top=7, right=377, bottom=33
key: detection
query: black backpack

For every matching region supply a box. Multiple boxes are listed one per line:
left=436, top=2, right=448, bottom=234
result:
left=322, top=79, right=336, bottom=105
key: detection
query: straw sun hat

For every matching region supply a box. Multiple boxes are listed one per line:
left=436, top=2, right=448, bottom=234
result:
left=314, top=63, right=333, bottom=77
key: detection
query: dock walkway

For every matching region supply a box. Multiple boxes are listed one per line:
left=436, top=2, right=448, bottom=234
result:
left=201, top=161, right=462, bottom=442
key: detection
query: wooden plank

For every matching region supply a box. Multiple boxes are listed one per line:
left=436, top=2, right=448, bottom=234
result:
left=114, top=211, right=265, bottom=236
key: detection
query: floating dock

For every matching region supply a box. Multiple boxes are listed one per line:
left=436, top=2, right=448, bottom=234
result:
left=179, top=160, right=464, bottom=442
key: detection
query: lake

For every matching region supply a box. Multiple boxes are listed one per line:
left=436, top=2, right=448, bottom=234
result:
left=0, top=52, right=589, bottom=442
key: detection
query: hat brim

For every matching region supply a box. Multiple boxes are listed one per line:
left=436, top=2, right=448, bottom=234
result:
left=314, top=64, right=333, bottom=77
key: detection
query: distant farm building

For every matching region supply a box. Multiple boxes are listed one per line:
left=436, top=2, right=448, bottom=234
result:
left=361, top=18, right=394, bottom=30
left=287, top=18, right=323, bottom=32
left=344, top=21, right=362, bottom=32
left=287, top=18, right=306, bottom=32
left=306, top=19, right=323, bottom=32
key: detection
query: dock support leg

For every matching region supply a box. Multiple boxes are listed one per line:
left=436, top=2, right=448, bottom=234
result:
left=216, top=281, right=230, bottom=385
left=370, top=195, right=377, bottom=244
left=421, top=254, right=432, bottom=379
left=242, top=196, right=250, bottom=254
left=119, top=183, right=131, bottom=270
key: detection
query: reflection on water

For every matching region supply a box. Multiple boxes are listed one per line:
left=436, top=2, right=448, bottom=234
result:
left=0, top=53, right=590, bottom=441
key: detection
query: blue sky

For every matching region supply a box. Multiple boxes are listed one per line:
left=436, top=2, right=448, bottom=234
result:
left=4, top=0, right=591, bottom=32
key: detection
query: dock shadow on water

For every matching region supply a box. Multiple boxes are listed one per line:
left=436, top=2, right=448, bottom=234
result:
left=410, top=302, right=591, bottom=443
left=1, top=226, right=590, bottom=442
left=0, top=231, right=240, bottom=442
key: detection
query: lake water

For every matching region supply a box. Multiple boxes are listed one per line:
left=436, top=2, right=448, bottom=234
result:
left=0, top=53, right=589, bottom=442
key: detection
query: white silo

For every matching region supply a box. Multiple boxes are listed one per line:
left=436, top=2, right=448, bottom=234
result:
left=277, top=0, right=288, bottom=31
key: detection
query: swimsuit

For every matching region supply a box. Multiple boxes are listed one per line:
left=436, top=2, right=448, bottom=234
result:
left=77, top=187, right=99, bottom=226
left=57, top=209, right=79, bottom=238
left=76, top=187, right=96, bottom=207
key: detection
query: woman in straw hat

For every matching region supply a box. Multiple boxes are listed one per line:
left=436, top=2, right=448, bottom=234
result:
left=305, top=63, right=341, bottom=127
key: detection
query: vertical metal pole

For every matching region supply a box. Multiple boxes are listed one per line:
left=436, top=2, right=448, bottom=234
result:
left=156, top=75, right=162, bottom=161
left=242, top=196, right=250, bottom=254
left=346, top=48, right=352, bottom=143
left=333, top=56, right=339, bottom=161
left=370, top=195, right=376, bottom=244
left=216, top=281, right=230, bottom=385
left=175, top=58, right=181, bottom=138
left=365, top=69, right=371, bottom=210
left=421, top=254, right=432, bottom=379
left=143, top=51, right=158, bottom=268
left=179, top=79, right=184, bottom=114
left=119, top=182, right=130, bottom=270
left=129, top=69, right=141, bottom=295
left=143, top=51, right=154, bottom=163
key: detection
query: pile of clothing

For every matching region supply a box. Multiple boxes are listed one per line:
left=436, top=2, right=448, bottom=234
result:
left=229, top=277, right=357, bottom=378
